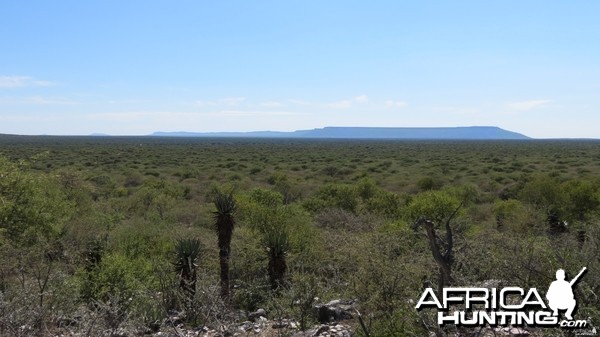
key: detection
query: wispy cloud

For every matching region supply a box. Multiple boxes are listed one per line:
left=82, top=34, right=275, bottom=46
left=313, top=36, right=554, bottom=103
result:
left=288, top=99, right=312, bottom=106
left=260, top=101, right=285, bottom=108
left=0, top=76, right=55, bottom=88
left=26, top=96, right=78, bottom=105
left=507, top=99, right=551, bottom=111
left=354, top=95, right=368, bottom=103
left=107, top=99, right=148, bottom=105
left=327, top=95, right=369, bottom=109
left=210, top=110, right=303, bottom=117
left=195, top=97, right=247, bottom=107
left=0, top=96, right=78, bottom=105
left=87, top=110, right=306, bottom=122
left=432, top=106, right=479, bottom=115
left=220, top=97, right=246, bottom=105
left=86, top=112, right=154, bottom=122
left=327, top=100, right=353, bottom=109
left=385, top=100, right=408, bottom=108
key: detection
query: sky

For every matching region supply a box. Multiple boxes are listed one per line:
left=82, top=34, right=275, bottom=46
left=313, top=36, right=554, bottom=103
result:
left=1, top=1, right=599, bottom=138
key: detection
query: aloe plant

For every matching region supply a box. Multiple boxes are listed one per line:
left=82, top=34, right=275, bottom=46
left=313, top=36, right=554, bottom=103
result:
left=213, top=190, right=236, bottom=298
left=263, top=226, right=289, bottom=290
left=173, top=238, right=202, bottom=299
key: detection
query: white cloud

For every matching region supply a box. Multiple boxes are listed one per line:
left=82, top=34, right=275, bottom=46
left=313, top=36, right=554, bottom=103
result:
left=220, top=97, right=246, bottom=105
left=195, top=97, right=246, bottom=107
left=507, top=99, right=551, bottom=111
left=0, top=96, right=78, bottom=105
left=0, top=76, right=55, bottom=88
left=86, top=112, right=155, bottom=122
left=385, top=100, right=408, bottom=108
left=260, top=101, right=285, bottom=108
left=26, top=96, right=78, bottom=105
left=204, top=110, right=303, bottom=117
left=327, top=100, right=353, bottom=109
left=107, top=99, right=147, bottom=105
left=195, top=100, right=218, bottom=107
left=354, top=95, right=368, bottom=103
left=87, top=110, right=305, bottom=122
left=326, top=95, right=368, bottom=109
left=430, top=105, right=479, bottom=115
left=289, top=99, right=312, bottom=106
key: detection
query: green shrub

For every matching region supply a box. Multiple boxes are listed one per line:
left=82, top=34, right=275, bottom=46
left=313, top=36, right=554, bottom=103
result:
left=492, top=199, right=531, bottom=231
left=416, top=176, right=441, bottom=191
left=0, top=157, right=73, bottom=245
left=79, top=252, right=164, bottom=316
left=365, top=190, right=404, bottom=219
left=303, top=183, right=359, bottom=213
left=249, top=188, right=284, bottom=208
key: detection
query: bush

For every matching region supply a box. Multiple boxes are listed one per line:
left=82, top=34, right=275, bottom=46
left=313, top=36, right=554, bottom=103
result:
left=314, top=208, right=376, bottom=231
left=249, top=188, right=284, bottom=208
left=303, top=183, right=359, bottom=213
left=0, top=157, right=73, bottom=245
left=78, top=252, right=167, bottom=329
left=492, top=199, right=530, bottom=231
left=417, top=176, right=441, bottom=191
left=364, top=190, right=404, bottom=219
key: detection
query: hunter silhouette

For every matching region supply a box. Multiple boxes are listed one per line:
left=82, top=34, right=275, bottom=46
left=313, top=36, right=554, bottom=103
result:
left=546, top=267, right=586, bottom=320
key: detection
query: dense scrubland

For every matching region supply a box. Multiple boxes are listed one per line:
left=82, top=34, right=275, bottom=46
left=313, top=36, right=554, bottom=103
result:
left=0, top=135, right=599, bottom=336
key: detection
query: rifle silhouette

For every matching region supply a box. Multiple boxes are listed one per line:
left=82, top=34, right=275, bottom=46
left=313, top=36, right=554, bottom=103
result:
left=569, top=267, right=587, bottom=286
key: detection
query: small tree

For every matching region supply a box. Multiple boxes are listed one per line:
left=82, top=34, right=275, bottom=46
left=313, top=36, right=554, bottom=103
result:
left=242, top=188, right=291, bottom=290
left=213, top=190, right=236, bottom=298
left=409, top=190, right=463, bottom=295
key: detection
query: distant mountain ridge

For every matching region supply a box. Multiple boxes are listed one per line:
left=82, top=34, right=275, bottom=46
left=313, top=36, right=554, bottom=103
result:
left=152, top=126, right=530, bottom=140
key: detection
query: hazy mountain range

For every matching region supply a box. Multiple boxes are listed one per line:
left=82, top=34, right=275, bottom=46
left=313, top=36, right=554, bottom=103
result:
left=151, top=126, right=530, bottom=140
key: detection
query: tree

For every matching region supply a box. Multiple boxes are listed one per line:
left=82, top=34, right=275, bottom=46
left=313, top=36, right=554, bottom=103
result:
left=241, top=188, right=292, bottom=289
left=213, top=190, right=236, bottom=299
left=520, top=174, right=568, bottom=234
left=0, top=156, right=72, bottom=244
left=0, top=156, right=75, bottom=333
left=409, top=190, right=463, bottom=295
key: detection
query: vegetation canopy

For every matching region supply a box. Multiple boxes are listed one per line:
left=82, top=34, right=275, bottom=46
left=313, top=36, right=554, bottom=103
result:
left=0, top=136, right=598, bottom=336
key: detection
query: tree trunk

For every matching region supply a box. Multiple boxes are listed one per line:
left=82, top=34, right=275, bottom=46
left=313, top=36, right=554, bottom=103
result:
left=268, top=255, right=287, bottom=290
left=416, top=216, right=456, bottom=296
left=219, top=249, right=230, bottom=298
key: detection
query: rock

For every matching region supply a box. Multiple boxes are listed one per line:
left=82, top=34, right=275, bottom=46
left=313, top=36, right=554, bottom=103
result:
left=315, top=325, right=330, bottom=334
left=290, top=323, right=353, bottom=337
left=193, top=326, right=210, bottom=332
left=146, top=316, right=353, bottom=337
left=494, top=326, right=530, bottom=336
left=248, top=308, right=267, bottom=322
left=508, top=327, right=530, bottom=336
left=292, top=328, right=318, bottom=337
left=272, top=320, right=289, bottom=329
left=56, top=316, right=78, bottom=328
left=314, top=299, right=356, bottom=323
left=239, top=321, right=253, bottom=331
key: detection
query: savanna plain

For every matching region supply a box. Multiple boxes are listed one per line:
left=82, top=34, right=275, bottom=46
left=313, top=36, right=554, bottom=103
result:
left=0, top=135, right=598, bottom=337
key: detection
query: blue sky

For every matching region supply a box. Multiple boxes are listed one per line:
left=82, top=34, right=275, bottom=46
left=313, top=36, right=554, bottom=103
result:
left=1, top=1, right=599, bottom=137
